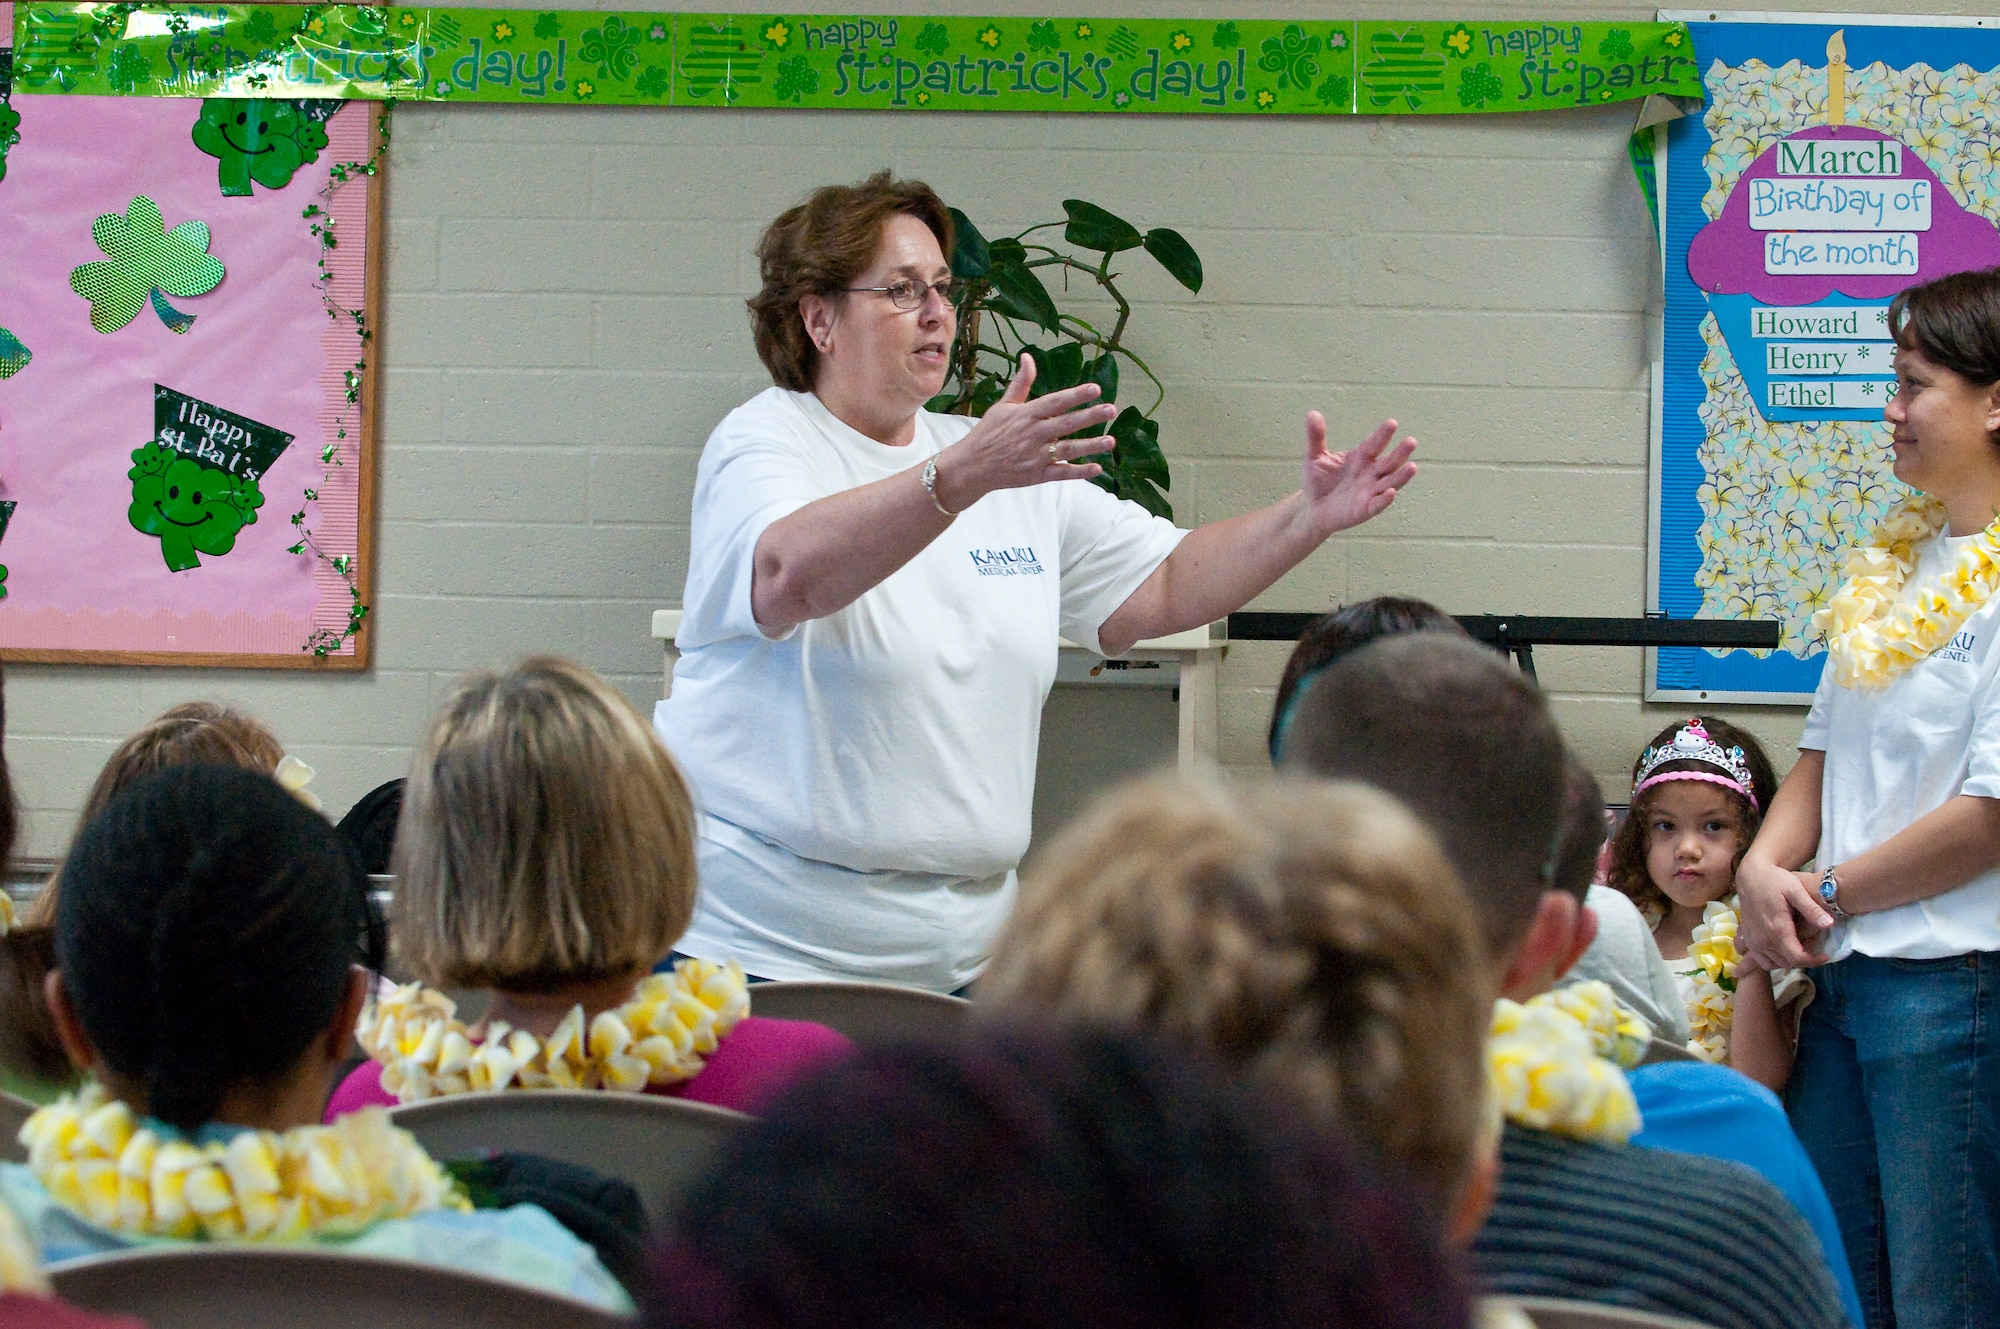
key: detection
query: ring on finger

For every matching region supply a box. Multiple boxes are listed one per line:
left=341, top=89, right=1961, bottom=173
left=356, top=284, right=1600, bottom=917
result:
left=1048, top=442, right=1061, bottom=465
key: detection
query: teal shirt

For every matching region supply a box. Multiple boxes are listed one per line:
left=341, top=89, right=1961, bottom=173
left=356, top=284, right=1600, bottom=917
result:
left=0, top=1132, right=632, bottom=1315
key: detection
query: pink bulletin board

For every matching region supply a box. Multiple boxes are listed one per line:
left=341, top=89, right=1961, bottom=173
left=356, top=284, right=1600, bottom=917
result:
left=0, top=7, right=378, bottom=667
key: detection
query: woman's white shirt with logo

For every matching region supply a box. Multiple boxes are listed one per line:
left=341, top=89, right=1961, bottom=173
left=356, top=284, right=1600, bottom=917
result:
left=656, top=389, right=1185, bottom=990
left=1802, top=528, right=2000, bottom=960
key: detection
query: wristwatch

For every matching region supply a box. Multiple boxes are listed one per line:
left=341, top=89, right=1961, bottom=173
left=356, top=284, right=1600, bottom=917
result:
left=1819, top=866, right=1849, bottom=919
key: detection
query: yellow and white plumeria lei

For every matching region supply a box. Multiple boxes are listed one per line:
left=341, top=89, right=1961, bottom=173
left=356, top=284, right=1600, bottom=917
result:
left=1680, top=898, right=1742, bottom=1063
left=1817, top=495, right=2000, bottom=690
left=19, top=1085, right=462, bottom=1242
left=1488, top=981, right=1645, bottom=1146
left=357, top=958, right=751, bottom=1102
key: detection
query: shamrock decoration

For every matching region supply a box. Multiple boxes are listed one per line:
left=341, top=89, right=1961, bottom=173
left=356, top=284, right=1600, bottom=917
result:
left=1027, top=20, right=1059, bottom=52
left=1256, top=24, right=1322, bottom=91
left=69, top=197, right=225, bottom=335
left=1316, top=73, right=1351, bottom=107
left=1458, top=61, right=1504, bottom=109
left=913, top=22, right=948, bottom=55
left=191, top=99, right=332, bottom=197
left=635, top=65, right=670, bottom=98
left=0, top=100, right=17, bottom=186
left=0, top=328, right=29, bottom=379
left=772, top=56, right=818, bottom=103
left=107, top=44, right=151, bottom=92
left=578, top=15, right=640, bottom=82
left=128, top=442, right=264, bottom=572
left=533, top=12, right=561, bottom=39
left=1599, top=29, right=1634, bottom=61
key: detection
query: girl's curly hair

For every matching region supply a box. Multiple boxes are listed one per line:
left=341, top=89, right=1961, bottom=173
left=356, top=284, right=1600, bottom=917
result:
left=1604, top=715, right=1778, bottom=923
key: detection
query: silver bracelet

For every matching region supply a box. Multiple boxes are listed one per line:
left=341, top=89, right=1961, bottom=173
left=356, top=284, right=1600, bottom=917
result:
left=920, top=456, right=960, bottom=517
left=1819, top=866, right=1849, bottom=919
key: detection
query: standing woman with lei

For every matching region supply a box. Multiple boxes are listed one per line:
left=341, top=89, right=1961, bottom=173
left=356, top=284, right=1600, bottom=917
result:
left=1737, top=267, right=2000, bottom=1329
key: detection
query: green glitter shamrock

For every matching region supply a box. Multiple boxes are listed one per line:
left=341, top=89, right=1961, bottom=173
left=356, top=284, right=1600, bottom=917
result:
left=635, top=65, right=669, bottom=98
left=1212, top=21, right=1240, bottom=50
left=191, top=99, right=330, bottom=197
left=0, top=329, right=29, bottom=379
left=1599, top=29, right=1634, bottom=60
left=533, top=12, right=561, bottom=39
left=108, top=44, right=152, bottom=92
left=127, top=442, right=264, bottom=572
left=69, top=197, right=225, bottom=335
left=1027, top=20, right=1059, bottom=52
left=913, top=22, right=947, bottom=55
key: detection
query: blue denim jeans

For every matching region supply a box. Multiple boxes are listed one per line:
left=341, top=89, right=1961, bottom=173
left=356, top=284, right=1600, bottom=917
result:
left=1785, top=951, right=2000, bottom=1329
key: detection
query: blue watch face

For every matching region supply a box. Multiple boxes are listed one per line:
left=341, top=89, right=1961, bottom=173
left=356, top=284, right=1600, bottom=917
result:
left=1820, top=879, right=1837, bottom=904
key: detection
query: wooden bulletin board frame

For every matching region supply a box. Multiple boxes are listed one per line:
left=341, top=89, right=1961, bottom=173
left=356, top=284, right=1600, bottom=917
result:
left=0, top=32, right=381, bottom=669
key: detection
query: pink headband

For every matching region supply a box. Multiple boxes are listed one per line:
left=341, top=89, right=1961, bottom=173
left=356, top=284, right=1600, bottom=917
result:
left=1632, top=770, right=1759, bottom=810
left=1633, top=720, right=1760, bottom=811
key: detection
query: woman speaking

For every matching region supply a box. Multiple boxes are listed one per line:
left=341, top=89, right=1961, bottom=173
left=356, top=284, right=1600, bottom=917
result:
left=1737, top=268, right=2000, bottom=1327
left=656, top=173, right=1415, bottom=993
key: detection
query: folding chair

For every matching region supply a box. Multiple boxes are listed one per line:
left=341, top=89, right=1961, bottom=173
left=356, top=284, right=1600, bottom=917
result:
left=746, top=979, right=969, bottom=1044
left=389, top=1088, right=746, bottom=1228
left=49, top=1246, right=627, bottom=1329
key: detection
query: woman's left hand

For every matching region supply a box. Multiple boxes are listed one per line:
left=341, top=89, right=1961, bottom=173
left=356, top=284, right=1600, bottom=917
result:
left=1301, top=414, right=1418, bottom=537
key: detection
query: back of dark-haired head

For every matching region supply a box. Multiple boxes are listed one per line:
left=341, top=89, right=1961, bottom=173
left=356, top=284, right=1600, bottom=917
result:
left=1269, top=597, right=1465, bottom=761
left=336, top=778, right=404, bottom=877
left=748, top=171, right=954, bottom=393
left=649, top=1030, right=1468, bottom=1329
left=1552, top=751, right=1606, bottom=903
left=1280, top=633, right=1565, bottom=953
left=54, top=764, right=378, bottom=1130
left=1605, top=715, right=1778, bottom=923
left=1889, top=266, right=2000, bottom=389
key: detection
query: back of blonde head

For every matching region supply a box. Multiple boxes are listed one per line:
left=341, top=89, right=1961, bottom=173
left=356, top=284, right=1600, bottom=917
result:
left=393, top=658, right=698, bottom=992
left=982, top=775, right=1493, bottom=1206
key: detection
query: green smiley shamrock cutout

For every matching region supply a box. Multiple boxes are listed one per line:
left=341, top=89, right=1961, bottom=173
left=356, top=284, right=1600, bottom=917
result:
left=128, top=443, right=263, bottom=571
left=190, top=99, right=335, bottom=197
left=0, top=329, right=28, bottom=380
left=131, top=386, right=293, bottom=572
left=70, top=197, right=225, bottom=335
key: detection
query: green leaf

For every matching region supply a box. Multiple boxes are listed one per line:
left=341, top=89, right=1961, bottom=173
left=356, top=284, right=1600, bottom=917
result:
left=986, top=250, right=1060, bottom=331
left=1026, top=342, right=1083, bottom=396
left=947, top=206, right=991, bottom=280
left=1083, top=352, right=1119, bottom=403
left=1062, top=199, right=1143, bottom=253
left=1110, top=407, right=1170, bottom=486
left=925, top=391, right=958, bottom=413
left=1124, top=476, right=1174, bottom=519
left=1142, top=228, right=1204, bottom=292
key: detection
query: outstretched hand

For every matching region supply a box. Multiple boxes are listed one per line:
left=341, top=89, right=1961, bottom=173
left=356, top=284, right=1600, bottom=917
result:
left=1302, top=414, right=1417, bottom=537
left=934, top=354, right=1117, bottom=511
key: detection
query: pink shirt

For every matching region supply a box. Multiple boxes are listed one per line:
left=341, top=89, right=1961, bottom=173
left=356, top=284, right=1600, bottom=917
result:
left=326, top=1015, right=852, bottom=1121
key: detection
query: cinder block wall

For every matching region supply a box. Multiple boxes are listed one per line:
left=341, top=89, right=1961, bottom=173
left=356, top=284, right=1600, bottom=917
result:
left=10, top=0, right=1951, bottom=857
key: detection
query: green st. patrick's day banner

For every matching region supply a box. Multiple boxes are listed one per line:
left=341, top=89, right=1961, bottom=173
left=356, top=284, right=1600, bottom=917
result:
left=11, top=5, right=1703, bottom=114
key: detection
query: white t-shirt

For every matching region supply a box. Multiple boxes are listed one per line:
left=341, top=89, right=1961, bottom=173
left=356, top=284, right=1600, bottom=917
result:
left=656, top=388, right=1186, bottom=990
left=1801, top=527, right=2000, bottom=960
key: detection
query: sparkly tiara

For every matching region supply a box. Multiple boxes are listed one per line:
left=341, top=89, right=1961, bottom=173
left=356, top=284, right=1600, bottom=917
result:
left=1632, top=720, right=1759, bottom=810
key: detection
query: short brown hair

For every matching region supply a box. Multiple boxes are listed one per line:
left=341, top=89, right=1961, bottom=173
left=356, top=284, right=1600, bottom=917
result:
left=1890, top=265, right=2000, bottom=388
left=981, top=775, right=1493, bottom=1207
left=748, top=170, right=954, bottom=392
left=393, top=657, right=697, bottom=992
left=1280, top=633, right=1565, bottom=954
left=1268, top=597, right=1465, bottom=760
left=1552, top=751, right=1606, bottom=904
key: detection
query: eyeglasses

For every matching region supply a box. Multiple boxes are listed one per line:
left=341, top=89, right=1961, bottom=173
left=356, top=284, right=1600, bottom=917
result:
left=846, top=277, right=961, bottom=311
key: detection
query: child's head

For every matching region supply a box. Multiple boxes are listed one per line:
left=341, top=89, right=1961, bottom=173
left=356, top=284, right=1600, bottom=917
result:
left=28, top=701, right=285, bottom=929
left=48, top=764, right=376, bottom=1130
left=982, top=775, right=1493, bottom=1226
left=393, top=657, right=698, bottom=995
left=1606, top=716, right=1778, bottom=921
left=1268, top=596, right=1464, bottom=761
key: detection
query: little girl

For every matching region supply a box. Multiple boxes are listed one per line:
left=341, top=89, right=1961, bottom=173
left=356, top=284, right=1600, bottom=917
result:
left=6, top=763, right=627, bottom=1309
left=1606, top=717, right=1806, bottom=1090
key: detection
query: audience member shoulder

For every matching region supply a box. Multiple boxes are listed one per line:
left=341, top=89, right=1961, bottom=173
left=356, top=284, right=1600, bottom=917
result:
left=1477, top=1123, right=1848, bottom=1329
